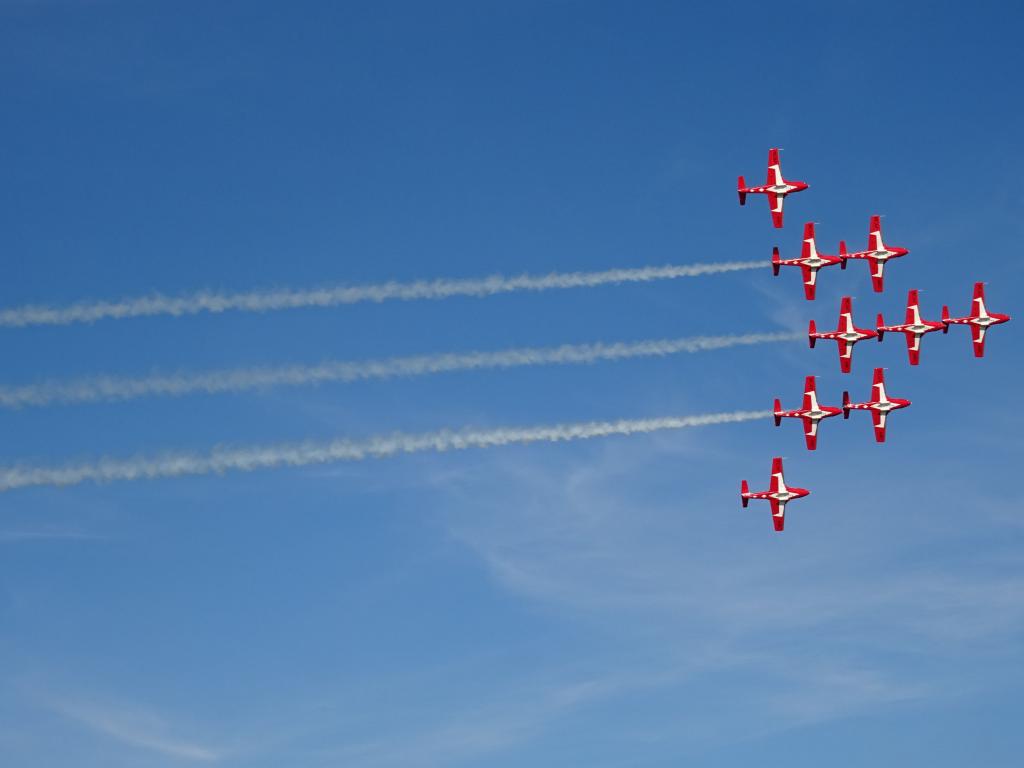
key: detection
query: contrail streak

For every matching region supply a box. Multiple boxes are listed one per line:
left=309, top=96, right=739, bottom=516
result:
left=0, top=261, right=765, bottom=328
left=0, top=410, right=768, bottom=491
left=0, top=332, right=800, bottom=409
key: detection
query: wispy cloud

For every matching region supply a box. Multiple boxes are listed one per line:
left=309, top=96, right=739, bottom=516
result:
left=48, top=697, right=222, bottom=762
left=430, top=434, right=1024, bottom=745
left=320, top=675, right=638, bottom=768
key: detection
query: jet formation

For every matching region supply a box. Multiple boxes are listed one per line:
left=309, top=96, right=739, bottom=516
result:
left=737, top=149, right=1011, bottom=531
left=773, top=216, right=909, bottom=298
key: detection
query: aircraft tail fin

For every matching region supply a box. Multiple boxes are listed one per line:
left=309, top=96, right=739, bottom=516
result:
left=876, top=312, right=885, bottom=340
left=808, top=319, right=817, bottom=348
left=771, top=246, right=781, bottom=276
left=738, top=176, right=747, bottom=205
left=773, top=399, right=782, bottom=426
left=741, top=480, right=749, bottom=507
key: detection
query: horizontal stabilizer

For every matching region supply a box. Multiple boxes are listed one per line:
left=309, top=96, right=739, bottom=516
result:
left=876, top=313, right=885, bottom=340
left=741, top=479, right=749, bottom=507
left=842, top=390, right=851, bottom=417
left=772, top=247, right=780, bottom=276
left=808, top=319, right=817, bottom=347
left=773, top=398, right=782, bottom=426
left=738, top=176, right=747, bottom=205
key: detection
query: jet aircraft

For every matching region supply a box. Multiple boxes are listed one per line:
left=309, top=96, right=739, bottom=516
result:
left=740, top=457, right=809, bottom=532
left=942, top=282, right=1011, bottom=357
left=809, top=296, right=878, bottom=373
left=773, top=375, right=843, bottom=450
left=842, top=367, right=911, bottom=443
left=839, top=215, right=909, bottom=292
left=876, top=289, right=947, bottom=365
left=738, top=148, right=808, bottom=228
left=772, top=222, right=846, bottom=300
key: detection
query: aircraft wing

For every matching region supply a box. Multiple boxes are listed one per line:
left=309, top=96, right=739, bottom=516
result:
left=801, top=265, right=818, bottom=300
left=801, top=376, right=817, bottom=412
left=905, top=289, right=921, bottom=325
left=769, top=457, right=783, bottom=492
left=972, top=325, right=987, bottom=357
left=869, top=257, right=886, bottom=292
left=770, top=498, right=786, bottom=532
left=802, top=416, right=818, bottom=451
left=837, top=339, right=852, bottom=373
left=869, top=215, right=884, bottom=251
left=768, top=193, right=784, bottom=228
left=767, top=148, right=782, bottom=186
left=906, top=332, right=921, bottom=366
left=872, top=410, right=887, bottom=443
left=972, top=282, right=988, bottom=317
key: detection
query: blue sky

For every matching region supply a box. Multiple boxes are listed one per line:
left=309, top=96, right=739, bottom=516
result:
left=1, top=1, right=1022, bottom=765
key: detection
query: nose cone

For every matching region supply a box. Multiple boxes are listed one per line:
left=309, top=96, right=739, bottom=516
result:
left=896, top=247, right=910, bottom=257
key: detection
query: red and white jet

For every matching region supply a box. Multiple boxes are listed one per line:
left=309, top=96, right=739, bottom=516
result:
left=839, top=215, right=909, bottom=292
left=772, top=222, right=846, bottom=300
left=740, top=457, right=809, bottom=532
left=842, top=367, right=911, bottom=443
left=808, top=296, right=878, bottom=373
left=876, top=289, right=947, bottom=365
left=942, top=282, right=1011, bottom=358
left=773, top=375, right=843, bottom=451
left=738, top=148, right=809, bottom=228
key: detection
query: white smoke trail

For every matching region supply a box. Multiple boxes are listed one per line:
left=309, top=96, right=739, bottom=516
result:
left=0, top=332, right=800, bottom=409
left=0, top=261, right=765, bottom=328
left=0, top=410, right=768, bottom=491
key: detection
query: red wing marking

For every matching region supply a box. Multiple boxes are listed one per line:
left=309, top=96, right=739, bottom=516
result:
left=770, top=498, right=785, bottom=531
left=769, top=193, right=784, bottom=228
left=905, top=290, right=921, bottom=325
left=906, top=332, right=921, bottom=365
left=769, top=457, right=783, bottom=493
left=838, top=339, right=852, bottom=373
left=869, top=215, right=884, bottom=251
left=801, top=376, right=816, bottom=412
left=871, top=367, right=887, bottom=400
left=972, top=325, right=987, bottom=357
left=838, top=297, right=854, bottom=332
left=972, top=282, right=987, bottom=317
left=767, top=148, right=782, bottom=186
left=869, top=257, right=885, bottom=292
left=801, top=265, right=817, bottom=300
left=802, top=417, right=818, bottom=451
left=872, top=410, right=887, bottom=443
left=801, top=222, right=816, bottom=259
